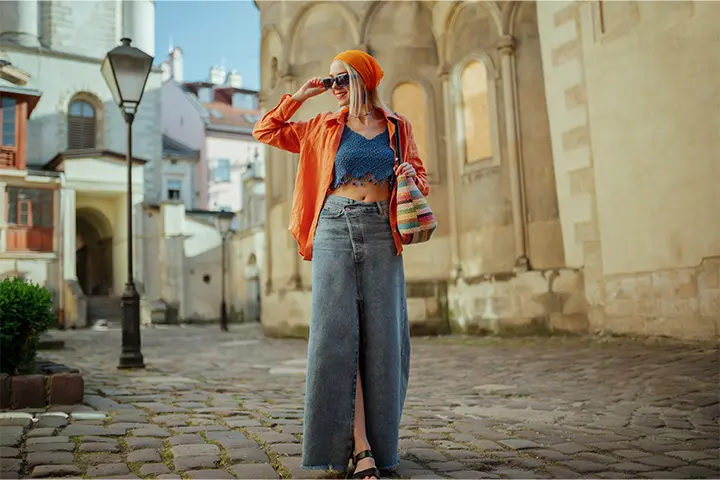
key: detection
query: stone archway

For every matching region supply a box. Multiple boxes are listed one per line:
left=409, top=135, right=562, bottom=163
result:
left=75, top=207, right=114, bottom=296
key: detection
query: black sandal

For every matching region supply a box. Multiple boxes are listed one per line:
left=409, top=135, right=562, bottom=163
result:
left=352, top=450, right=381, bottom=479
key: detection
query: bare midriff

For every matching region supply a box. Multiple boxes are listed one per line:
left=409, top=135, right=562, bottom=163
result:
left=328, top=182, right=391, bottom=203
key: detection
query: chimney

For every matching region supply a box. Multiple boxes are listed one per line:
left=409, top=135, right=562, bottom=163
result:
left=227, top=70, right=243, bottom=89
left=209, top=65, right=226, bottom=85
left=171, top=47, right=184, bottom=83
left=160, top=61, right=172, bottom=83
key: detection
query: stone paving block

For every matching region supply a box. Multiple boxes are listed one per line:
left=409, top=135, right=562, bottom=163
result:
left=613, top=449, right=651, bottom=459
left=499, top=439, right=540, bottom=450
left=30, top=464, right=82, bottom=478
left=0, top=412, right=33, bottom=429
left=0, top=447, right=19, bottom=458
left=0, top=458, right=22, bottom=473
left=551, top=442, right=586, bottom=454
left=187, top=469, right=236, bottom=479
left=639, top=472, right=685, bottom=479
left=169, top=434, right=206, bottom=445
left=132, top=425, right=171, bottom=437
left=125, top=437, right=163, bottom=450
left=173, top=425, right=229, bottom=433
left=26, top=442, right=76, bottom=452
left=543, top=467, right=580, bottom=478
left=232, top=463, right=280, bottom=479
left=81, top=442, right=121, bottom=452
left=227, top=447, right=270, bottom=463
left=62, top=424, right=116, bottom=436
left=174, top=455, right=219, bottom=471
left=257, top=431, right=298, bottom=444
left=561, top=460, right=605, bottom=473
left=427, top=461, right=465, bottom=472
left=446, top=471, right=498, bottom=479
left=139, top=463, right=172, bottom=476
left=27, top=435, right=70, bottom=444
left=83, top=453, right=123, bottom=465
left=82, top=436, right=119, bottom=444
left=271, top=443, right=302, bottom=456
left=492, top=468, right=547, bottom=479
left=127, top=448, right=161, bottom=463
left=36, top=414, right=69, bottom=429
left=527, top=448, right=571, bottom=461
left=226, top=418, right=263, bottom=427
left=171, top=443, right=220, bottom=457
left=136, top=402, right=188, bottom=413
left=26, top=427, right=57, bottom=438
left=635, top=454, right=688, bottom=468
left=27, top=451, right=75, bottom=466
left=87, top=463, right=131, bottom=477
left=608, top=461, right=655, bottom=472
left=671, top=465, right=720, bottom=477
left=407, top=448, right=448, bottom=463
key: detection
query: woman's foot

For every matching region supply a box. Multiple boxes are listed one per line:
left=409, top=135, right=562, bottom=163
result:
left=352, top=450, right=380, bottom=479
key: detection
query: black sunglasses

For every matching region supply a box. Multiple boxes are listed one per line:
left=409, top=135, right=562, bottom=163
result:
left=321, top=73, right=351, bottom=89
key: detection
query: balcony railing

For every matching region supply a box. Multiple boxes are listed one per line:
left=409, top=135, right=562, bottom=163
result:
left=6, top=226, right=54, bottom=252
left=0, top=146, right=18, bottom=169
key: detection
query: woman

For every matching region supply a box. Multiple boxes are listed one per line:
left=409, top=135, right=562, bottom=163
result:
left=253, top=50, right=429, bottom=479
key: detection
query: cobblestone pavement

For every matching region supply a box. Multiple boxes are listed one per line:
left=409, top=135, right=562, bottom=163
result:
left=1, top=325, right=719, bottom=479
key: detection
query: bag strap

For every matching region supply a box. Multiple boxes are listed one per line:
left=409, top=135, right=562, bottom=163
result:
left=389, top=116, right=402, bottom=166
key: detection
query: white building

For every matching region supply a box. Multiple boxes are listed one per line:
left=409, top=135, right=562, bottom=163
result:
left=0, top=0, right=162, bottom=327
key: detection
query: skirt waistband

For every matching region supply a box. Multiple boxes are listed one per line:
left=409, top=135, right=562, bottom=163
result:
left=324, top=195, right=389, bottom=212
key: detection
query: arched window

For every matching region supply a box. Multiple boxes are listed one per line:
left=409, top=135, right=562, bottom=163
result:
left=460, top=61, right=493, bottom=163
left=68, top=99, right=97, bottom=150
left=391, top=82, right=428, bottom=164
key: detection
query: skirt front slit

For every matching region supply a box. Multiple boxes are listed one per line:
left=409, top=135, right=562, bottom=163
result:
left=301, top=196, right=410, bottom=472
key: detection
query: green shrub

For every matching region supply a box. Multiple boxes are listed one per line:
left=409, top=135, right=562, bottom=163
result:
left=0, top=277, right=55, bottom=375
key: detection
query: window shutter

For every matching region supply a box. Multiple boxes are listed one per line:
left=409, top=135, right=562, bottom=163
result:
left=68, top=115, right=96, bottom=150
left=17, top=199, right=32, bottom=227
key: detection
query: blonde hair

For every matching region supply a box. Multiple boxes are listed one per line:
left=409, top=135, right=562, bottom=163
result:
left=339, top=61, right=391, bottom=118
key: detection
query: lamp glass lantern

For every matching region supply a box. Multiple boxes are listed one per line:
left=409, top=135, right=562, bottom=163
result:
left=215, top=211, right=235, bottom=235
left=101, top=38, right=153, bottom=113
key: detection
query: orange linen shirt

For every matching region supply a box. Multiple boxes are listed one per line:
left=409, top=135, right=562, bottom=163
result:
left=253, top=94, right=430, bottom=261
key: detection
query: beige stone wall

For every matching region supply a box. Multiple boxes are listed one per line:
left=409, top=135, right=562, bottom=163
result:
left=257, top=0, right=718, bottom=340
left=536, top=0, right=720, bottom=339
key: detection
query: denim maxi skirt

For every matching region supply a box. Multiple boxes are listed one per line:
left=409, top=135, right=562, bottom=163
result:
left=301, top=195, right=410, bottom=472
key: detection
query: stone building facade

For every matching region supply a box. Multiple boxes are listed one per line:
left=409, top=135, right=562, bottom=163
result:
left=0, top=0, right=162, bottom=326
left=256, top=0, right=719, bottom=340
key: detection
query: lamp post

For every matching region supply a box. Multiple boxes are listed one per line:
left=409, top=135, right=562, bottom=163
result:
left=214, top=211, right=234, bottom=332
left=101, top=38, right=153, bottom=370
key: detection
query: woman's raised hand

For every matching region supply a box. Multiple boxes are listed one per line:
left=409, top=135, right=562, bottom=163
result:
left=292, top=77, right=327, bottom=103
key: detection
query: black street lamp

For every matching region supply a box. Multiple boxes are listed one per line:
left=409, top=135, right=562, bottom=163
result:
left=101, top=38, right=153, bottom=370
left=214, top=211, right=234, bottom=332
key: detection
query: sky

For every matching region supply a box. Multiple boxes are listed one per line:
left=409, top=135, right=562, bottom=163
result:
left=154, top=0, right=261, bottom=90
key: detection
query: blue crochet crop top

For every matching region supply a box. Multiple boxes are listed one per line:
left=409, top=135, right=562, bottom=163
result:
left=331, top=127, right=395, bottom=190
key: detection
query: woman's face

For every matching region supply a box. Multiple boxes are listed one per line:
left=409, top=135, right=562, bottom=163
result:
left=329, top=60, right=350, bottom=107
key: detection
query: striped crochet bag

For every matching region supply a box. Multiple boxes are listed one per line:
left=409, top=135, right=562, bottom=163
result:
left=390, top=117, right=437, bottom=245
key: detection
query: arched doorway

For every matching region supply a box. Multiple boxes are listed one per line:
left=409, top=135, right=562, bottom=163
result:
left=75, top=208, right=114, bottom=296
left=244, top=254, right=261, bottom=323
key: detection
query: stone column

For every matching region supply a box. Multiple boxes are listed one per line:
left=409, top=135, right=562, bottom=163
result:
left=159, top=202, right=186, bottom=319
left=61, top=189, right=76, bottom=279
left=258, top=93, right=273, bottom=295
left=5, top=0, right=40, bottom=47
left=438, top=63, right=462, bottom=279
left=0, top=182, right=6, bottom=253
left=497, top=35, right=530, bottom=271
left=282, top=70, right=302, bottom=290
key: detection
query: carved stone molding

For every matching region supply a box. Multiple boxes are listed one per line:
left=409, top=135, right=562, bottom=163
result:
left=496, top=35, right=516, bottom=56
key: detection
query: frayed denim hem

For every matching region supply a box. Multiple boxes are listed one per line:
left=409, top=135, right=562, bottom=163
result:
left=300, top=464, right=349, bottom=472
left=300, top=460, right=400, bottom=473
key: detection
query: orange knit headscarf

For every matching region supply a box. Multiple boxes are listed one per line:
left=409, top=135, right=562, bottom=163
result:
left=332, top=50, right=384, bottom=91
